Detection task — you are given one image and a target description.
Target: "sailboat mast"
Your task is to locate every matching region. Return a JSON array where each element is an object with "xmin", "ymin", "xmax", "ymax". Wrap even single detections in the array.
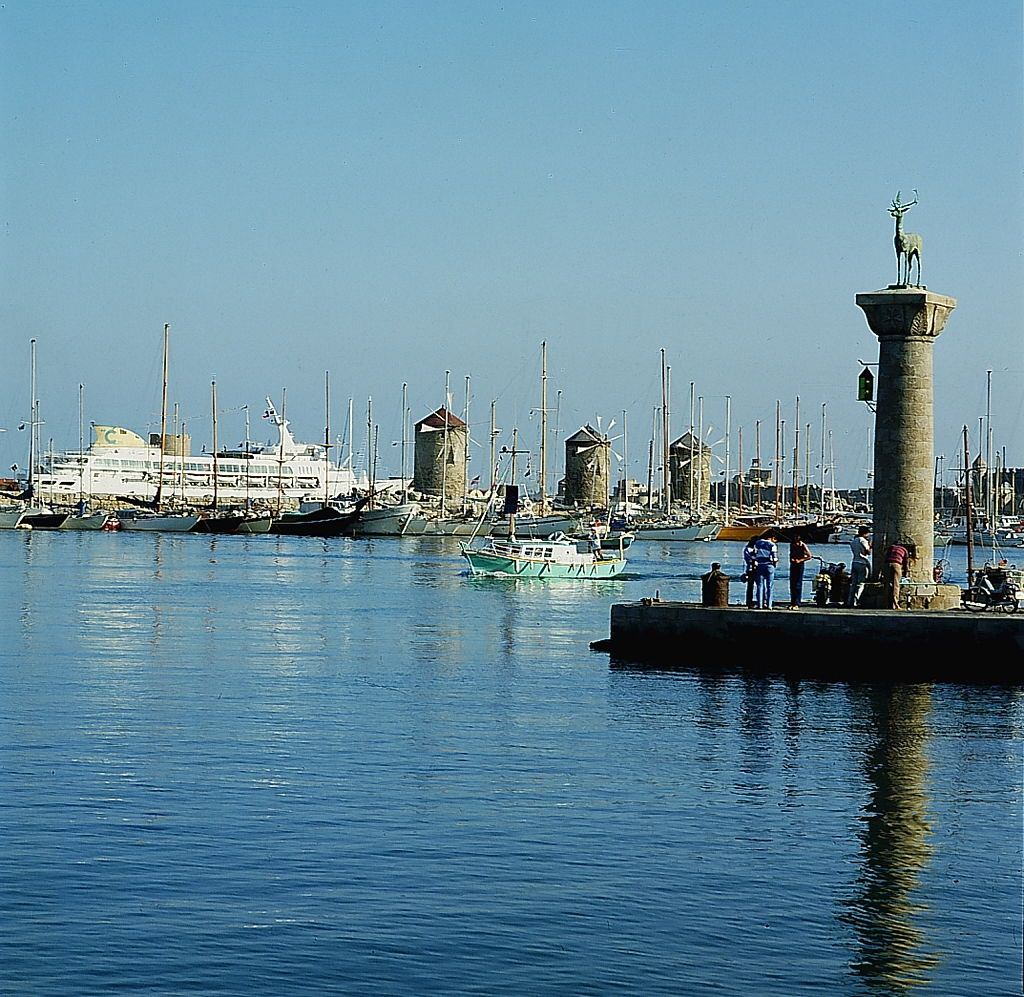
[
  {"xmin": 820, "ymin": 403, "xmax": 827, "ymax": 518},
  {"xmin": 660, "ymin": 349, "xmax": 671, "ymax": 515},
  {"xmin": 440, "ymin": 371, "xmax": 450, "ymax": 518},
  {"xmin": 244, "ymin": 405, "xmax": 251, "ymax": 509},
  {"xmin": 463, "ymin": 375, "xmax": 471, "ymax": 515},
  {"xmin": 276, "ymin": 388, "xmax": 286, "ymax": 515},
  {"xmin": 155, "ymin": 324, "xmax": 170, "ymax": 512},
  {"xmin": 697, "ymin": 394, "xmax": 704, "ymax": 518},
  {"xmin": 774, "ymin": 401, "xmax": 782, "ymax": 522},
  {"xmin": 509, "ymin": 426, "xmax": 519, "ymax": 537},
  {"xmin": 688, "ymin": 382, "xmax": 695, "ymax": 515},
  {"xmin": 964, "ymin": 424, "xmax": 975, "ymax": 583},
  {"xmin": 366, "ymin": 397, "xmax": 374, "ymax": 499},
  {"xmin": 324, "ymin": 370, "xmax": 330, "ymax": 506},
  {"xmin": 211, "ymin": 379, "xmax": 219, "ymax": 511},
  {"xmin": 539, "ymin": 341, "xmax": 547, "ymax": 516},
  {"xmin": 78, "ymin": 382, "xmax": 85, "ymax": 511},
  {"xmin": 737, "ymin": 426, "xmax": 744, "ymax": 515},
  {"xmin": 401, "ymin": 382, "xmax": 409, "ymax": 502},
  {"xmin": 621, "ymin": 408, "xmax": 628, "ymax": 513},
  {"xmin": 755, "ymin": 420, "xmax": 762, "ymax": 513},
  {"xmin": 489, "ymin": 400, "xmax": 497, "ymax": 496},
  {"xmin": 793, "ymin": 396, "xmax": 800, "ymax": 516},
  {"xmin": 27, "ymin": 339, "xmax": 38, "ymax": 499},
  {"xmin": 724, "ymin": 395, "xmax": 731, "ymax": 526}
]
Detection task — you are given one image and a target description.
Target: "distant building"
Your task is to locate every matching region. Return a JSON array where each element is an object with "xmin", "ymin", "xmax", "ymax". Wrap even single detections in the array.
[{"xmin": 413, "ymin": 407, "xmax": 467, "ymax": 505}]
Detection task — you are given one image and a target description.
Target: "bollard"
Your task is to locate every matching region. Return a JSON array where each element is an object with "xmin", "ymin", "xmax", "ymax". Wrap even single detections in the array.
[{"xmin": 701, "ymin": 562, "xmax": 731, "ymax": 607}]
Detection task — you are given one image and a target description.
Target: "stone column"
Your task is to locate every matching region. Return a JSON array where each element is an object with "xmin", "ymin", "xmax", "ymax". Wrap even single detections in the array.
[{"xmin": 855, "ymin": 287, "xmax": 956, "ymax": 599}]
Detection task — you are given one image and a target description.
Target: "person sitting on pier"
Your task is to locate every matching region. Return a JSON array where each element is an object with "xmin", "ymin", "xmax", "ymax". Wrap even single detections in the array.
[{"xmin": 846, "ymin": 525, "xmax": 872, "ymax": 607}]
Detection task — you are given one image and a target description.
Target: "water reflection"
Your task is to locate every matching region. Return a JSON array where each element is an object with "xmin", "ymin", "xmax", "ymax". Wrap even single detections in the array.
[{"xmin": 843, "ymin": 685, "xmax": 941, "ymax": 991}]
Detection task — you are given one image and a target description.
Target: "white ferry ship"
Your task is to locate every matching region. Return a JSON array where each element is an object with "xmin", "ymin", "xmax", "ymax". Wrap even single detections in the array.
[{"xmin": 33, "ymin": 398, "xmax": 366, "ymax": 506}]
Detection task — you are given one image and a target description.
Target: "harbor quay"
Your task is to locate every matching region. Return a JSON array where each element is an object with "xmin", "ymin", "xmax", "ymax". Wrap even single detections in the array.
[{"xmin": 592, "ymin": 600, "xmax": 1024, "ymax": 683}]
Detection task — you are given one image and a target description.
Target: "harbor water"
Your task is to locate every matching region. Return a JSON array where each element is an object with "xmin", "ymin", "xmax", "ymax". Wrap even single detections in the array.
[{"xmin": 1, "ymin": 531, "xmax": 1020, "ymax": 995}]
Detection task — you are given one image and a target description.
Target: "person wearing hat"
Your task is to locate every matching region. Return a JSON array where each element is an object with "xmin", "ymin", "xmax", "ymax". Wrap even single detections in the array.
[{"xmin": 846, "ymin": 524, "xmax": 872, "ymax": 607}]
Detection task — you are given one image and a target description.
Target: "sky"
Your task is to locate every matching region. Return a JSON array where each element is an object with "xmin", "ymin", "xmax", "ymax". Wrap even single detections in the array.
[{"xmin": 1, "ymin": 1, "xmax": 1021, "ymax": 492}]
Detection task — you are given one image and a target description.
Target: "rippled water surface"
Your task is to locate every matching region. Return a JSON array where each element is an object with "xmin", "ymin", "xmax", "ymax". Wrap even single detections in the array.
[{"xmin": 1, "ymin": 531, "xmax": 1021, "ymax": 995}]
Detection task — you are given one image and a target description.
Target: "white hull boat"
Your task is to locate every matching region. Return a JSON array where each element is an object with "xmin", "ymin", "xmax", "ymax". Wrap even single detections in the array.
[
  {"xmin": 0, "ymin": 507, "xmax": 26, "ymax": 529},
  {"xmin": 462, "ymin": 530, "xmax": 632, "ymax": 579},
  {"xmin": 118, "ymin": 510, "xmax": 202, "ymax": 532},
  {"xmin": 32, "ymin": 396, "xmax": 366, "ymax": 507}
]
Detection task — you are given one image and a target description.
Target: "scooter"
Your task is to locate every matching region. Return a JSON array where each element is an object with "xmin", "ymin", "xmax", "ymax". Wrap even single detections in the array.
[
  {"xmin": 813, "ymin": 557, "xmax": 850, "ymax": 607},
  {"xmin": 961, "ymin": 563, "xmax": 1021, "ymax": 613}
]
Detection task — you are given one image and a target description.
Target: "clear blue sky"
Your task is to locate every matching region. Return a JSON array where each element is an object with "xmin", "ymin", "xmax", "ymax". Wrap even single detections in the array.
[{"xmin": 2, "ymin": 1, "xmax": 1021, "ymax": 492}]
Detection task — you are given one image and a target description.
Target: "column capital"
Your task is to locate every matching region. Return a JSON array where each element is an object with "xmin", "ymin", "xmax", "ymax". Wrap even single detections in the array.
[{"xmin": 855, "ymin": 287, "xmax": 957, "ymax": 340}]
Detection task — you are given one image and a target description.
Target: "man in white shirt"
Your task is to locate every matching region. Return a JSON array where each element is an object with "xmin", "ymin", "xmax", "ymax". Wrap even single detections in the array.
[{"xmin": 846, "ymin": 525, "xmax": 872, "ymax": 606}]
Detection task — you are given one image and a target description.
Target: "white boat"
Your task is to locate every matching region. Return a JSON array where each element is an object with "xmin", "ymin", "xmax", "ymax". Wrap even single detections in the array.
[
  {"xmin": 462, "ymin": 530, "xmax": 632, "ymax": 578},
  {"xmin": 0, "ymin": 506, "xmax": 26, "ymax": 529},
  {"xmin": 349, "ymin": 502, "xmax": 423, "ymax": 536},
  {"xmin": 32, "ymin": 397, "xmax": 365, "ymax": 507},
  {"xmin": 117, "ymin": 509, "xmax": 202, "ymax": 532},
  {"xmin": 460, "ymin": 426, "xmax": 632, "ymax": 578}
]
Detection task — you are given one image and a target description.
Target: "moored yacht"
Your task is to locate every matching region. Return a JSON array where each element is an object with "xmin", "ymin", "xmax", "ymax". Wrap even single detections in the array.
[{"xmin": 33, "ymin": 397, "xmax": 366, "ymax": 508}]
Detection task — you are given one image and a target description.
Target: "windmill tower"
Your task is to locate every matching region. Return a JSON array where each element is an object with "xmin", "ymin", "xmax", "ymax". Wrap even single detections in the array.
[
  {"xmin": 669, "ymin": 431, "xmax": 713, "ymax": 506},
  {"xmin": 413, "ymin": 407, "xmax": 467, "ymax": 505},
  {"xmin": 564, "ymin": 424, "xmax": 610, "ymax": 507}
]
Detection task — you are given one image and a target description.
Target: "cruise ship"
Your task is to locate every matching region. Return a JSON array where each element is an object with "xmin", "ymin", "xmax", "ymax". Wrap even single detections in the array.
[{"xmin": 33, "ymin": 398, "xmax": 366, "ymax": 506}]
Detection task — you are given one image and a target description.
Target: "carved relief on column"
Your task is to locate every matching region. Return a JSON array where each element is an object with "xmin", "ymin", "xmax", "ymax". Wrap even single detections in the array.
[{"xmin": 855, "ymin": 290, "xmax": 956, "ymax": 341}]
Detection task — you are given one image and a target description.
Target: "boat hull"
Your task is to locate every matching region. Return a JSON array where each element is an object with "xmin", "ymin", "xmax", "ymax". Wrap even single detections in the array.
[
  {"xmin": 461, "ymin": 534, "xmax": 631, "ymax": 579},
  {"xmin": 634, "ymin": 522, "xmax": 720, "ymax": 542},
  {"xmin": 60, "ymin": 512, "xmax": 110, "ymax": 530},
  {"xmin": 0, "ymin": 508, "xmax": 26, "ymax": 529},
  {"xmin": 236, "ymin": 515, "xmax": 273, "ymax": 534},
  {"xmin": 20, "ymin": 510, "xmax": 70, "ymax": 530},
  {"xmin": 118, "ymin": 513, "xmax": 202, "ymax": 532}
]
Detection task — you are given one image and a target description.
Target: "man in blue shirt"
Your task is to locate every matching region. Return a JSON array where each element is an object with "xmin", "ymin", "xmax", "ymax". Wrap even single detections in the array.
[{"xmin": 752, "ymin": 531, "xmax": 779, "ymax": 609}]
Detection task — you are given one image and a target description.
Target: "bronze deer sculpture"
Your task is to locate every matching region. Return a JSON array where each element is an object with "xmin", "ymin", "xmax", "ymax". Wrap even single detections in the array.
[{"xmin": 889, "ymin": 191, "xmax": 922, "ymax": 286}]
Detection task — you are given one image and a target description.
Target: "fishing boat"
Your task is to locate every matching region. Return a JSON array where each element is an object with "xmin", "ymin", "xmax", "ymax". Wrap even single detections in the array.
[
  {"xmin": 462, "ymin": 530, "xmax": 632, "ymax": 578},
  {"xmin": 460, "ymin": 428, "xmax": 632, "ymax": 578}
]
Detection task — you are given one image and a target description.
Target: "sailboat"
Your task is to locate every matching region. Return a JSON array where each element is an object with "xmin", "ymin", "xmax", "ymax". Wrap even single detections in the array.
[
  {"xmin": 119, "ymin": 324, "xmax": 201, "ymax": 532},
  {"xmin": 61, "ymin": 383, "xmax": 112, "ymax": 530},
  {"xmin": 18, "ymin": 339, "xmax": 70, "ymax": 530},
  {"xmin": 460, "ymin": 428, "xmax": 633, "ymax": 578}
]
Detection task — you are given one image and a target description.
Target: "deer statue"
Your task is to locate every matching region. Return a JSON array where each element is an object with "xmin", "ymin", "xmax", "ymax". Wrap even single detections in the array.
[{"xmin": 889, "ymin": 190, "xmax": 923, "ymax": 286}]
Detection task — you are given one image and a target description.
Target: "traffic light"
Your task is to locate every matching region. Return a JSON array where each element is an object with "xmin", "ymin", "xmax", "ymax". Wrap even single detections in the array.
[{"xmin": 857, "ymin": 367, "xmax": 874, "ymax": 402}]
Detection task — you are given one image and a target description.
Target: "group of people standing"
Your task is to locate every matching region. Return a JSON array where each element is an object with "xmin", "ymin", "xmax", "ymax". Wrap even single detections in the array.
[
  {"xmin": 741, "ymin": 525, "xmax": 913, "ymax": 610},
  {"xmin": 742, "ymin": 531, "xmax": 811, "ymax": 610}
]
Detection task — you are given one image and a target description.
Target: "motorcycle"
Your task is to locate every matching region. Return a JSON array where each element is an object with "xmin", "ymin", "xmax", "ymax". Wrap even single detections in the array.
[
  {"xmin": 961, "ymin": 563, "xmax": 1021, "ymax": 613},
  {"xmin": 813, "ymin": 557, "xmax": 851, "ymax": 607}
]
